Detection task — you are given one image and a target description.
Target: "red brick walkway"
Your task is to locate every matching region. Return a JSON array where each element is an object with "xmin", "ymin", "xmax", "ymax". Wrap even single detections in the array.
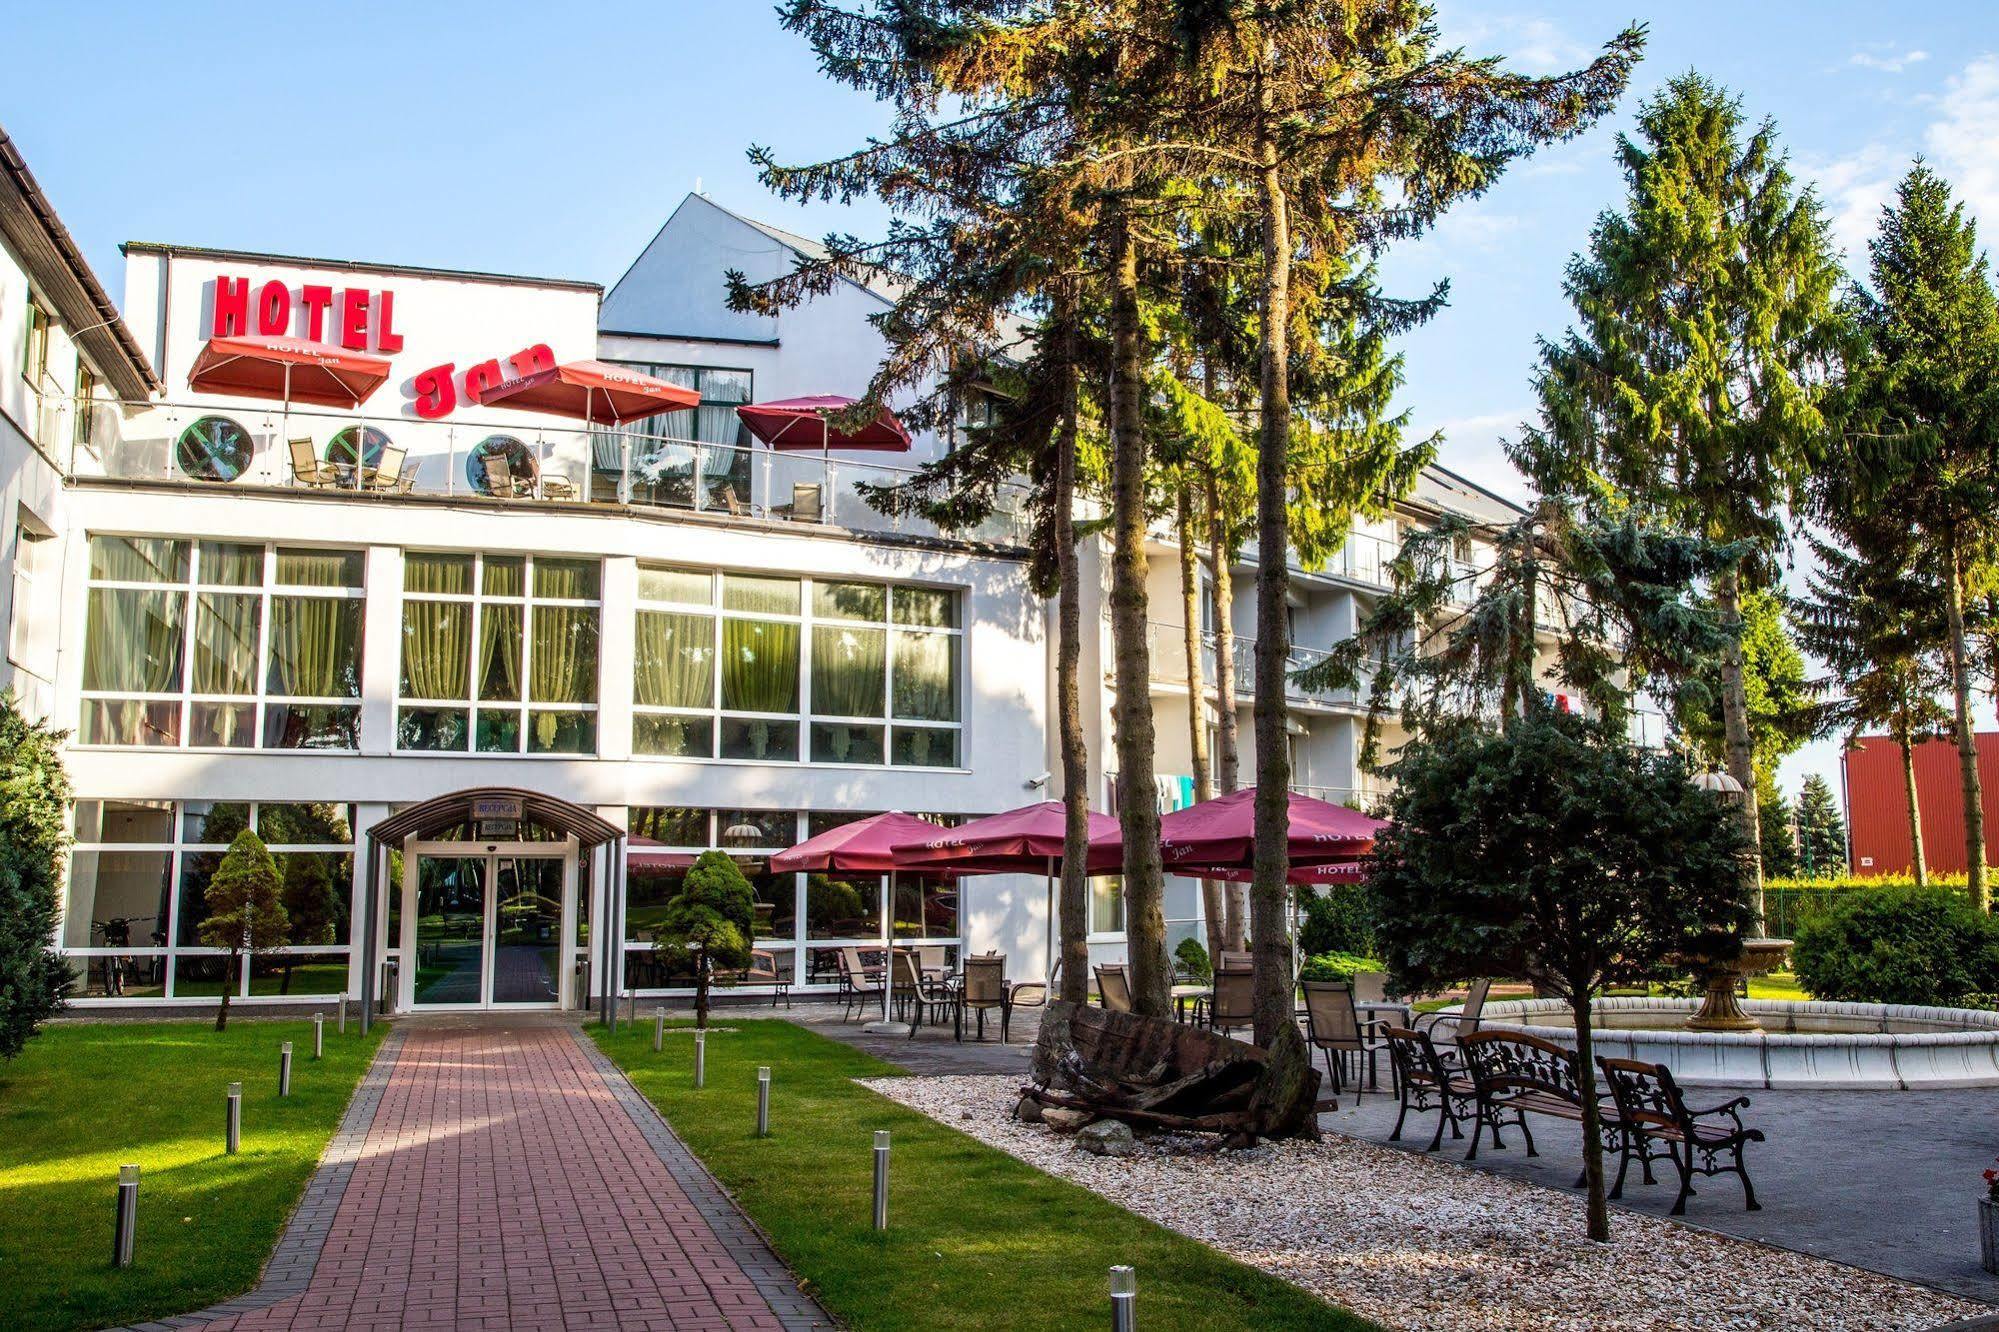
[{"xmin": 193, "ymin": 1023, "xmax": 808, "ymax": 1332}]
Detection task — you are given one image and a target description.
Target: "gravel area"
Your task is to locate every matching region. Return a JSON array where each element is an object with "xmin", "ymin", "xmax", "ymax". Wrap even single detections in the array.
[{"xmin": 863, "ymin": 1073, "xmax": 1978, "ymax": 1332}]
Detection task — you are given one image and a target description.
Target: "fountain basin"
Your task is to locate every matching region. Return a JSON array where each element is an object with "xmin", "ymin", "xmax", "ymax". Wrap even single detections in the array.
[{"xmin": 1476, "ymin": 997, "xmax": 1999, "ymax": 1089}]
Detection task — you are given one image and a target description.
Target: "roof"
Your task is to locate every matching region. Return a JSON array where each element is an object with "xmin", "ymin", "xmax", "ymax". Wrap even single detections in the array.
[
  {"xmin": 1407, "ymin": 463, "xmax": 1528, "ymax": 526},
  {"xmin": 0, "ymin": 123, "xmax": 159, "ymax": 399},
  {"xmin": 367, "ymin": 787, "xmax": 625, "ymax": 848},
  {"xmin": 120, "ymin": 241, "xmax": 602, "ymax": 293}
]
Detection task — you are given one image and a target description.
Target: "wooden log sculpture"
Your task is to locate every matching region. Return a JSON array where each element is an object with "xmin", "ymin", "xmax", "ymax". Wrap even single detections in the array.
[{"xmin": 1025, "ymin": 1001, "xmax": 1323, "ymax": 1144}]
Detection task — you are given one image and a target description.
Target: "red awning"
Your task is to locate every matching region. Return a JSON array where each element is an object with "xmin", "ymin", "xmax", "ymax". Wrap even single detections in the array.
[
  {"xmin": 1158, "ymin": 788, "xmax": 1386, "ymax": 875},
  {"xmin": 892, "ymin": 800, "xmax": 1123, "ymax": 876},
  {"xmin": 187, "ymin": 335, "xmax": 392, "ymax": 408},
  {"xmin": 478, "ymin": 360, "xmax": 699, "ymax": 424},
  {"xmin": 735, "ymin": 395, "xmax": 911, "ymax": 452}
]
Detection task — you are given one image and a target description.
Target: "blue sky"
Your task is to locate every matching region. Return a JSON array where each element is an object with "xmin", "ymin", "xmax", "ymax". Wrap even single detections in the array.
[{"xmin": 10, "ymin": 0, "xmax": 1999, "ymax": 800}]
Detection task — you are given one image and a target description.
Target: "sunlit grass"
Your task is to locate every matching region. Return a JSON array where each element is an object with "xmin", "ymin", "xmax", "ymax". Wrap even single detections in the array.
[
  {"xmin": 595, "ymin": 1019, "xmax": 1374, "ymax": 1331},
  {"xmin": 0, "ymin": 1018, "xmax": 384, "ymax": 1332}
]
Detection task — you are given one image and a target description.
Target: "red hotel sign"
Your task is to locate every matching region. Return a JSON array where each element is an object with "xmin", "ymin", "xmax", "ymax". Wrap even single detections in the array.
[{"xmin": 208, "ymin": 274, "xmax": 554, "ymax": 419}]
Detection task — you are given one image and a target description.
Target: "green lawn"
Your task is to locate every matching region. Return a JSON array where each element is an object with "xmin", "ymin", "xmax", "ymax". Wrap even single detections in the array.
[
  {"xmin": 0, "ymin": 1018, "xmax": 386, "ymax": 1332},
  {"xmin": 594, "ymin": 1019, "xmax": 1373, "ymax": 1332}
]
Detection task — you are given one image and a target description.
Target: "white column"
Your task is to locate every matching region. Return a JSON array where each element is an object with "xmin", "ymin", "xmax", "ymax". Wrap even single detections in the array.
[
  {"xmin": 358, "ymin": 546, "xmax": 403, "ymax": 755},
  {"xmin": 347, "ymin": 802, "xmax": 389, "ymax": 998},
  {"xmin": 598, "ymin": 556, "xmax": 637, "ymax": 762}
]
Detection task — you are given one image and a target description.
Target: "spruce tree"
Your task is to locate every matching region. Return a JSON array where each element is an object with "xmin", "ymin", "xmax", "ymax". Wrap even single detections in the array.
[
  {"xmin": 1847, "ymin": 163, "xmax": 1999, "ymax": 908},
  {"xmin": 199, "ymin": 830, "xmax": 289, "ymax": 1032},
  {"xmin": 0, "ymin": 695, "xmax": 72, "ymax": 1057},
  {"xmin": 1795, "ymin": 774, "xmax": 1849, "ymax": 879},
  {"xmin": 1533, "ymin": 75, "xmax": 1847, "ymax": 923}
]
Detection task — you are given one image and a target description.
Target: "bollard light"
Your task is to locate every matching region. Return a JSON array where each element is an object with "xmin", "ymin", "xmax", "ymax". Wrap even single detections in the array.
[
  {"xmin": 313, "ymin": 1012, "xmax": 325, "ymax": 1060},
  {"xmin": 872, "ymin": 1131, "xmax": 890, "ymax": 1231},
  {"xmin": 694, "ymin": 1030, "xmax": 706, "ymax": 1089},
  {"xmin": 278, "ymin": 1042, "xmax": 294, "ymax": 1097},
  {"xmin": 226, "ymin": 1082, "xmax": 243, "ymax": 1155},
  {"xmin": 1110, "ymin": 1265, "xmax": 1136, "ymax": 1332},
  {"xmin": 756, "ymin": 1065, "xmax": 771, "ymax": 1138},
  {"xmin": 112, "ymin": 1164, "xmax": 139, "ymax": 1268},
  {"xmin": 337, "ymin": 995, "xmax": 347, "ymax": 1035},
  {"xmin": 654, "ymin": 1006, "xmax": 666, "ymax": 1053}
]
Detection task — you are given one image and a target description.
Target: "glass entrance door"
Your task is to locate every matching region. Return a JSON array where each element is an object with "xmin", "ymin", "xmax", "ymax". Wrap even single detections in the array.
[{"xmin": 409, "ymin": 851, "xmax": 568, "ymax": 1008}]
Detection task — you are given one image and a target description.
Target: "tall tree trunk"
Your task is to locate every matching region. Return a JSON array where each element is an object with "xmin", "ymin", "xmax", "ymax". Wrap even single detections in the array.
[
  {"xmin": 1250, "ymin": 81, "xmax": 1295, "ymax": 1047},
  {"xmin": 1896, "ymin": 714, "xmax": 1928, "ymax": 888},
  {"xmin": 1054, "ymin": 279, "xmax": 1091, "ymax": 1006},
  {"xmin": 1713, "ymin": 566, "xmax": 1764, "ymax": 928},
  {"xmin": 1178, "ymin": 484, "xmax": 1222, "ymax": 962},
  {"xmin": 1206, "ymin": 478, "xmax": 1247, "ymax": 952},
  {"xmin": 215, "ymin": 952, "xmax": 235, "ymax": 1032},
  {"xmin": 1108, "ymin": 217, "xmax": 1170, "ymax": 1017},
  {"xmin": 1571, "ymin": 990, "xmax": 1611, "ymax": 1242},
  {"xmin": 1944, "ymin": 534, "xmax": 1989, "ymax": 911}
]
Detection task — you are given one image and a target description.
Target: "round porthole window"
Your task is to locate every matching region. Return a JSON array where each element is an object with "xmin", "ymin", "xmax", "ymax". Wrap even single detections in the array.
[
  {"xmin": 174, "ymin": 416, "xmax": 254, "ymax": 482},
  {"xmin": 327, "ymin": 425, "xmax": 392, "ymax": 470},
  {"xmin": 467, "ymin": 435, "xmax": 536, "ymax": 495}
]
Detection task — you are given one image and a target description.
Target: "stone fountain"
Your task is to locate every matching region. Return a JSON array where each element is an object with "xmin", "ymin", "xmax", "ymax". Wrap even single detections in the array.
[{"xmin": 1682, "ymin": 936, "xmax": 1793, "ymax": 1032}]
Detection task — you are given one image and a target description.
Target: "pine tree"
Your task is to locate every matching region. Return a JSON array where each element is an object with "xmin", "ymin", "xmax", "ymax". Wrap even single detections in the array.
[
  {"xmin": 1847, "ymin": 163, "xmax": 1999, "ymax": 909},
  {"xmin": 1533, "ymin": 75, "xmax": 1848, "ymax": 923},
  {"xmin": 1675, "ymin": 589, "xmax": 1816, "ymax": 789},
  {"xmin": 1795, "ymin": 775, "xmax": 1849, "ymax": 879},
  {"xmin": 199, "ymin": 830, "xmax": 289, "ymax": 1032},
  {"xmin": 1757, "ymin": 772, "xmax": 1799, "ymax": 878}
]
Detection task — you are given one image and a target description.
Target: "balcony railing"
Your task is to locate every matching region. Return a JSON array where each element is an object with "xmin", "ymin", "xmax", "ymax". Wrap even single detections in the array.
[
  {"xmin": 62, "ymin": 398, "xmax": 1033, "ymax": 548},
  {"xmin": 1140, "ymin": 620, "xmax": 1373, "ymax": 711}
]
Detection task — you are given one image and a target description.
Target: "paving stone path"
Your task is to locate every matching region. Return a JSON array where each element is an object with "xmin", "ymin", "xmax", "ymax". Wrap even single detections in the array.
[{"xmin": 124, "ymin": 1021, "xmax": 827, "ymax": 1332}]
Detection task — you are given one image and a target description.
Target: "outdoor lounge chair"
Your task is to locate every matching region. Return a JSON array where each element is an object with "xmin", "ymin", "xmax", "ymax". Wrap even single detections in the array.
[
  {"xmin": 1413, "ymin": 976, "xmax": 1491, "ymax": 1045},
  {"xmin": 1207, "ymin": 968, "xmax": 1253, "ymax": 1037},
  {"xmin": 960, "ymin": 953, "xmax": 1010, "ymax": 1042},
  {"xmin": 363, "ymin": 444, "xmax": 414, "ymax": 494},
  {"xmin": 896, "ymin": 950, "xmax": 959, "ymax": 1038},
  {"xmin": 482, "ymin": 453, "xmax": 523, "ymax": 498},
  {"xmin": 288, "ymin": 436, "xmax": 338, "ymax": 488},
  {"xmin": 1301, "ymin": 979, "xmax": 1392, "ymax": 1095},
  {"xmin": 836, "ymin": 948, "xmax": 884, "ymax": 1021},
  {"xmin": 1094, "ymin": 963, "xmax": 1132, "ymax": 1012}
]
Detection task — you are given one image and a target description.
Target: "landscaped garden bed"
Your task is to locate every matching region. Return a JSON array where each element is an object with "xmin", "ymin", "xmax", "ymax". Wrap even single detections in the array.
[
  {"xmin": 0, "ymin": 1018, "xmax": 384, "ymax": 1332},
  {"xmin": 867, "ymin": 1073, "xmax": 1977, "ymax": 1332}
]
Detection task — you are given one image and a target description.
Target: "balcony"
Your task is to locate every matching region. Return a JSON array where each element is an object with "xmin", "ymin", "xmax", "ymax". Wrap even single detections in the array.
[
  {"xmin": 61, "ymin": 398, "xmax": 1033, "ymax": 549},
  {"xmin": 1139, "ymin": 620, "xmax": 1373, "ymax": 712}
]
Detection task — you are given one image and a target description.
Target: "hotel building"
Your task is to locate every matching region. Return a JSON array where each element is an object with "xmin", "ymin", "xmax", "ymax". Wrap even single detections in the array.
[{"xmin": 4, "ymin": 137, "xmax": 1539, "ymax": 1015}]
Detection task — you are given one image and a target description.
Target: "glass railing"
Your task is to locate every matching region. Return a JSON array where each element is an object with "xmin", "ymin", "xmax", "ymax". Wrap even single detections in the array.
[
  {"xmin": 1141, "ymin": 620, "xmax": 1373, "ymax": 710},
  {"xmin": 62, "ymin": 399, "xmax": 1033, "ymax": 548}
]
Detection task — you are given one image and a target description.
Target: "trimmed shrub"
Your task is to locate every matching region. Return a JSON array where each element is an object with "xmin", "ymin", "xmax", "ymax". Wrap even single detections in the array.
[
  {"xmin": 1791, "ymin": 886, "xmax": 1999, "ymax": 1008},
  {"xmin": 1297, "ymin": 880, "xmax": 1375, "ymax": 957},
  {"xmin": 0, "ymin": 694, "xmax": 72, "ymax": 1057},
  {"xmin": 1173, "ymin": 937, "xmax": 1212, "ymax": 983},
  {"xmin": 1299, "ymin": 951, "xmax": 1382, "ymax": 983}
]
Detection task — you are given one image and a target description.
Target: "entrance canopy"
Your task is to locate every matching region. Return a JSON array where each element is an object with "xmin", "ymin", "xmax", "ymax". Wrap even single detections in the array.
[
  {"xmin": 367, "ymin": 786, "xmax": 624, "ymax": 849},
  {"xmin": 187, "ymin": 334, "xmax": 392, "ymax": 407}
]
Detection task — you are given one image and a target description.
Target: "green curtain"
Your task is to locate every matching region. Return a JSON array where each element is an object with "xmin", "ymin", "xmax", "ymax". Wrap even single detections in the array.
[
  {"xmin": 482, "ymin": 556, "xmax": 525, "ymax": 597},
  {"xmin": 276, "ymin": 548, "xmax": 362, "ymax": 588},
  {"xmin": 812, "ymin": 625, "xmax": 884, "ymax": 717},
  {"xmin": 90, "ymin": 536, "xmax": 186, "ymax": 583},
  {"xmin": 722, "ymin": 574, "xmax": 799, "ymax": 615},
  {"xmin": 191, "ymin": 591, "xmax": 259, "ymax": 694},
  {"xmin": 83, "ymin": 587, "xmax": 185, "ymax": 692},
  {"xmin": 404, "ymin": 553, "xmax": 472, "ymax": 594},
  {"xmin": 721, "ymin": 618, "xmax": 799, "ymax": 712},
  {"xmin": 197, "ymin": 541, "xmax": 263, "ymax": 586},
  {"xmin": 529, "ymin": 605, "xmax": 598, "ymax": 703},
  {"xmin": 892, "ymin": 631, "xmax": 957, "ymax": 721},
  {"xmin": 400, "ymin": 602, "xmax": 469, "ymax": 699},
  {"xmin": 478, "ymin": 604, "xmax": 523, "ymax": 701},
  {"xmin": 534, "ymin": 558, "xmax": 599, "ymax": 600},
  {"xmin": 269, "ymin": 596, "xmax": 360, "ymax": 697},
  {"xmin": 638, "ymin": 565, "xmax": 710, "ymax": 605},
  {"xmin": 635, "ymin": 611, "xmax": 714, "ymax": 707}
]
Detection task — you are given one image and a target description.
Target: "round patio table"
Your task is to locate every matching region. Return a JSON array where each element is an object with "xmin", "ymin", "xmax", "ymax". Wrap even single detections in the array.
[{"xmin": 1173, "ymin": 983, "xmax": 1211, "ymax": 1023}]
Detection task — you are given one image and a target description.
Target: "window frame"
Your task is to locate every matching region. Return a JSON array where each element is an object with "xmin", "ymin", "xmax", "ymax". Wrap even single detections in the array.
[
  {"xmin": 631, "ymin": 566, "xmax": 965, "ymax": 769},
  {"xmin": 394, "ymin": 549, "xmax": 604, "ymax": 756},
  {"xmin": 77, "ymin": 536, "xmax": 368, "ymax": 752}
]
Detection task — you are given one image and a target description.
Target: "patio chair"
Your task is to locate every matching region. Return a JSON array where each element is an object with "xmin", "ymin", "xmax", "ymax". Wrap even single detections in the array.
[
  {"xmin": 363, "ymin": 445, "xmax": 413, "ymax": 494},
  {"xmin": 789, "ymin": 482, "xmax": 823, "ymax": 522},
  {"xmin": 1413, "ymin": 976, "xmax": 1491, "ymax": 1045},
  {"xmin": 896, "ymin": 950, "xmax": 959, "ymax": 1039},
  {"xmin": 918, "ymin": 944, "xmax": 949, "ymax": 977},
  {"xmin": 1094, "ymin": 963, "xmax": 1132, "ymax": 1013},
  {"xmin": 1004, "ymin": 958, "xmax": 1058, "ymax": 1029},
  {"xmin": 736, "ymin": 948, "xmax": 791, "ymax": 1009},
  {"xmin": 1384, "ymin": 1026, "xmax": 1479, "ymax": 1151},
  {"xmin": 1207, "ymin": 969, "xmax": 1253, "ymax": 1038},
  {"xmin": 482, "ymin": 453, "xmax": 522, "ymax": 498},
  {"xmin": 1300, "ymin": 979, "xmax": 1391, "ymax": 1096},
  {"xmin": 961, "ymin": 953, "xmax": 1010, "ymax": 1042},
  {"xmin": 288, "ymin": 436, "xmax": 338, "ymax": 488},
  {"xmin": 1218, "ymin": 950, "xmax": 1253, "ymax": 972},
  {"xmin": 835, "ymin": 948, "xmax": 884, "ymax": 1022},
  {"xmin": 717, "ymin": 484, "xmax": 749, "ymax": 517}
]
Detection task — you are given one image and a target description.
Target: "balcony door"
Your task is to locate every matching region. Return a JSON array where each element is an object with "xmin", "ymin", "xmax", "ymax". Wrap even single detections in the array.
[{"xmin": 404, "ymin": 843, "xmax": 574, "ymax": 1009}]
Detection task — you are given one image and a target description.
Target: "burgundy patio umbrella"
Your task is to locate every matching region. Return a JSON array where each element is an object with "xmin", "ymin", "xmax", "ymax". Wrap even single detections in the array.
[
  {"xmin": 735, "ymin": 394, "xmax": 911, "ymax": 519},
  {"xmin": 1158, "ymin": 788, "xmax": 1384, "ymax": 876},
  {"xmin": 893, "ymin": 800, "xmax": 1123, "ymax": 988},
  {"xmin": 187, "ymin": 334, "xmax": 392, "ymax": 408},
  {"xmin": 771, "ymin": 811, "xmax": 955, "ymax": 1018}
]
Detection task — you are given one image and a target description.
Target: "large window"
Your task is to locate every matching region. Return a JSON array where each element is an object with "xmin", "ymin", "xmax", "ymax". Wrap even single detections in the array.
[
  {"xmin": 64, "ymin": 799, "xmax": 355, "ymax": 999},
  {"xmin": 611, "ymin": 363, "xmax": 753, "ymax": 509},
  {"xmin": 397, "ymin": 552, "xmax": 601, "ymax": 754},
  {"xmin": 79, "ymin": 536, "xmax": 365, "ymax": 749},
  {"xmin": 633, "ymin": 566, "xmax": 963, "ymax": 766}
]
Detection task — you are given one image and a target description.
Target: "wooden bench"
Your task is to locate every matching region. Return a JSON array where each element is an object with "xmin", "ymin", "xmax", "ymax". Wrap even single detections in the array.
[
  {"xmin": 1458, "ymin": 1030, "xmax": 1623, "ymax": 1183},
  {"xmin": 1384, "ymin": 1025, "xmax": 1479, "ymax": 1151},
  {"xmin": 1599, "ymin": 1056, "xmax": 1763, "ymax": 1214}
]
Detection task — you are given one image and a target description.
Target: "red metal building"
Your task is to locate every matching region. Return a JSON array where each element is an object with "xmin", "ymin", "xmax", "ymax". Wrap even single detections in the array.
[{"xmin": 1842, "ymin": 733, "xmax": 1999, "ymax": 876}]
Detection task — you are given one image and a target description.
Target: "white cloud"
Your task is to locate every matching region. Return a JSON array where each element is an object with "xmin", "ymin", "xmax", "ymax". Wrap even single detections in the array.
[
  {"xmin": 1803, "ymin": 141, "xmax": 1906, "ymax": 268},
  {"xmin": 1448, "ymin": 12, "xmax": 1590, "ymax": 75},
  {"xmin": 1849, "ymin": 47, "xmax": 1929, "ymax": 74},
  {"xmin": 1422, "ymin": 409, "xmax": 1534, "ymax": 503},
  {"xmin": 1926, "ymin": 54, "xmax": 1999, "ymax": 236}
]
